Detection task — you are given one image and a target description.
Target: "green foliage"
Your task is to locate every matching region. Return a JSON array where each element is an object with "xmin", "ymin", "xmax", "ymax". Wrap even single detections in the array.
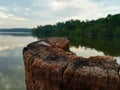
[
  {"xmin": 32, "ymin": 13, "xmax": 120, "ymax": 39},
  {"xmin": 113, "ymin": 27, "xmax": 120, "ymax": 37}
]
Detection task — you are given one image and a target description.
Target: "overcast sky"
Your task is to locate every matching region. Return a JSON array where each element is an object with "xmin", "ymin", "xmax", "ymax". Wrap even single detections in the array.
[{"xmin": 0, "ymin": 0, "xmax": 120, "ymax": 28}]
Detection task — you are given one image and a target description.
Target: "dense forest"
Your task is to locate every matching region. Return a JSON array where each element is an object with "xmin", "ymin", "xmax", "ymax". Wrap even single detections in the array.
[{"xmin": 32, "ymin": 13, "xmax": 120, "ymax": 38}]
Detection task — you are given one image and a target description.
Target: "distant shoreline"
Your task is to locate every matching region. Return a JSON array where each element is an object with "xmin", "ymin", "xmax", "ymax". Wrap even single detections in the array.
[
  {"xmin": 0, "ymin": 32, "xmax": 32, "ymax": 36},
  {"xmin": 0, "ymin": 28, "xmax": 32, "ymax": 32}
]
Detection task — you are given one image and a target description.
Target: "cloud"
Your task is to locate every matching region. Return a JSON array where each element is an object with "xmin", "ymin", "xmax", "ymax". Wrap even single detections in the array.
[
  {"xmin": 0, "ymin": 11, "xmax": 8, "ymax": 18},
  {"xmin": 40, "ymin": 0, "xmax": 103, "ymax": 21},
  {"xmin": 0, "ymin": 6, "xmax": 9, "ymax": 12},
  {"xmin": 0, "ymin": 0, "xmax": 120, "ymax": 28},
  {"xmin": 44, "ymin": 0, "xmax": 120, "ymax": 22},
  {"xmin": 50, "ymin": 0, "xmax": 68, "ymax": 11},
  {"xmin": 12, "ymin": 16, "xmax": 27, "ymax": 21},
  {"xmin": 0, "ymin": 11, "xmax": 27, "ymax": 21}
]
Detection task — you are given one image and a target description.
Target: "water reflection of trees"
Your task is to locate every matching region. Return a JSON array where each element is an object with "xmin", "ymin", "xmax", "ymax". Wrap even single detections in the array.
[
  {"xmin": 69, "ymin": 37, "xmax": 120, "ymax": 56},
  {"xmin": 34, "ymin": 35, "xmax": 120, "ymax": 56}
]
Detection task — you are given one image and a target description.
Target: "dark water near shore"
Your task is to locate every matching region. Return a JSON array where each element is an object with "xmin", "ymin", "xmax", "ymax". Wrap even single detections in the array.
[{"xmin": 0, "ymin": 33, "xmax": 120, "ymax": 90}]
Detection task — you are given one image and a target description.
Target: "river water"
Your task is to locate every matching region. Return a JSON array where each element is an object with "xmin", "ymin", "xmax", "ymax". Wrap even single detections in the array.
[{"xmin": 0, "ymin": 33, "xmax": 120, "ymax": 90}]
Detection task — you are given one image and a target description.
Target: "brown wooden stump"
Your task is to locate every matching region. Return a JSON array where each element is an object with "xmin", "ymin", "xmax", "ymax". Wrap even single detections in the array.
[{"xmin": 23, "ymin": 37, "xmax": 120, "ymax": 90}]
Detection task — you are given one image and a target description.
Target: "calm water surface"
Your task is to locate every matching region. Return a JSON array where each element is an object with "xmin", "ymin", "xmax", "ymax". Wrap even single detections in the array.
[
  {"xmin": 0, "ymin": 35, "xmax": 37, "ymax": 90},
  {"xmin": 0, "ymin": 34, "xmax": 120, "ymax": 90}
]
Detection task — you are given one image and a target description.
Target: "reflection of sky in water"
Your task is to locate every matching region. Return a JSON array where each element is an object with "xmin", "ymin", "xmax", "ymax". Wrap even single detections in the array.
[
  {"xmin": 0, "ymin": 35, "xmax": 37, "ymax": 90},
  {"xmin": 114, "ymin": 57, "xmax": 120, "ymax": 64},
  {"xmin": 0, "ymin": 35, "xmax": 36, "ymax": 50},
  {"xmin": 70, "ymin": 46, "xmax": 120, "ymax": 64},
  {"xmin": 70, "ymin": 46, "xmax": 104, "ymax": 58}
]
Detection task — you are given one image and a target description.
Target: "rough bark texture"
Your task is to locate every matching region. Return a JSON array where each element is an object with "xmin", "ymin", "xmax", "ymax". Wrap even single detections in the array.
[{"xmin": 23, "ymin": 37, "xmax": 120, "ymax": 90}]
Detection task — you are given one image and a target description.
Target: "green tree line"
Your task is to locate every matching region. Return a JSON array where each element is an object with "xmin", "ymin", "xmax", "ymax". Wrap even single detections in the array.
[{"xmin": 32, "ymin": 13, "xmax": 120, "ymax": 38}]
